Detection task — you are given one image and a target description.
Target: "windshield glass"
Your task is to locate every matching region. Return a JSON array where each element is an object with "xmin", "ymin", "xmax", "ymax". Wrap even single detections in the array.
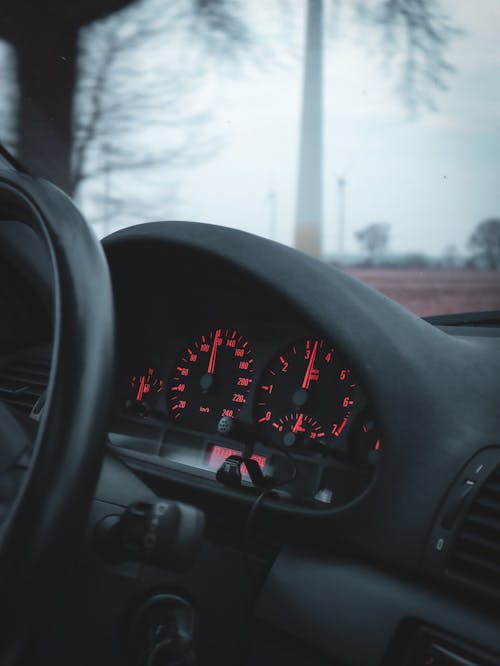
[{"xmin": 1, "ymin": 0, "xmax": 499, "ymax": 316}]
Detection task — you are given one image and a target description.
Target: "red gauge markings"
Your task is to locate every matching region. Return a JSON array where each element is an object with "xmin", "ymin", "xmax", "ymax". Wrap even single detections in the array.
[
  {"xmin": 254, "ymin": 337, "xmax": 358, "ymax": 450},
  {"xmin": 169, "ymin": 328, "xmax": 253, "ymax": 432}
]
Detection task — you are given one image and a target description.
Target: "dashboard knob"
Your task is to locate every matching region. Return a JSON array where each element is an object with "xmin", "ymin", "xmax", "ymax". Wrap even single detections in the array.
[{"xmin": 95, "ymin": 498, "xmax": 205, "ymax": 572}]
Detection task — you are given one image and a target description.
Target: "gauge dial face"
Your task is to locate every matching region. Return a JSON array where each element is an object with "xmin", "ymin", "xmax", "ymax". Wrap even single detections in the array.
[
  {"xmin": 273, "ymin": 412, "xmax": 327, "ymax": 449},
  {"xmin": 255, "ymin": 337, "xmax": 358, "ymax": 451},
  {"xmin": 127, "ymin": 367, "xmax": 165, "ymax": 408},
  {"xmin": 168, "ymin": 328, "xmax": 253, "ymax": 432}
]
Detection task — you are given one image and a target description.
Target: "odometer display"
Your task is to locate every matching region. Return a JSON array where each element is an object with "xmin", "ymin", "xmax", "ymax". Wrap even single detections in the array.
[
  {"xmin": 169, "ymin": 328, "xmax": 253, "ymax": 432},
  {"xmin": 255, "ymin": 337, "xmax": 358, "ymax": 451}
]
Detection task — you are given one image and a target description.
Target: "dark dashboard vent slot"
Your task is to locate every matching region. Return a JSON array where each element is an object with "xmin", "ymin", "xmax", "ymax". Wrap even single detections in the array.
[
  {"xmin": 447, "ymin": 464, "xmax": 500, "ymax": 594},
  {"xmin": 0, "ymin": 357, "xmax": 50, "ymax": 416}
]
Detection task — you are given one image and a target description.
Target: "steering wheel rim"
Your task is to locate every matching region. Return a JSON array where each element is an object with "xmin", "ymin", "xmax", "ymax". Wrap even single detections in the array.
[{"xmin": 0, "ymin": 169, "xmax": 114, "ymax": 658}]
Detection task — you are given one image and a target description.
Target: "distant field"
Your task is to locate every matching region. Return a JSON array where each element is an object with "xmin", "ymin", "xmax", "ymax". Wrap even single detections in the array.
[{"xmin": 342, "ymin": 269, "xmax": 500, "ymax": 317}]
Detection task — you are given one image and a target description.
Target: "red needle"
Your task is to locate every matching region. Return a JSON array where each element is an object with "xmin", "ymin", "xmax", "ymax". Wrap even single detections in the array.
[
  {"xmin": 292, "ymin": 413, "xmax": 305, "ymax": 433},
  {"xmin": 207, "ymin": 328, "xmax": 221, "ymax": 375},
  {"xmin": 302, "ymin": 340, "xmax": 319, "ymax": 389},
  {"xmin": 334, "ymin": 417, "xmax": 348, "ymax": 438},
  {"xmin": 136, "ymin": 375, "xmax": 145, "ymax": 401}
]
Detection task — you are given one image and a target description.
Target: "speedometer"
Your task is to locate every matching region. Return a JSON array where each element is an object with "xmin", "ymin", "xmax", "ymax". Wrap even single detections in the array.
[
  {"xmin": 168, "ymin": 328, "xmax": 253, "ymax": 432},
  {"xmin": 254, "ymin": 337, "xmax": 358, "ymax": 451}
]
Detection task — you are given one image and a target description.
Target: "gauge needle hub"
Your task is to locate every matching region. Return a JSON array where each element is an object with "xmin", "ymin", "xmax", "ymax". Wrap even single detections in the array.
[
  {"xmin": 199, "ymin": 373, "xmax": 214, "ymax": 392},
  {"xmin": 292, "ymin": 388, "xmax": 308, "ymax": 407}
]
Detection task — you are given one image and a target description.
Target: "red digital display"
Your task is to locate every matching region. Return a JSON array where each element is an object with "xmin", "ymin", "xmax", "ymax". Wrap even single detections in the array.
[{"xmin": 207, "ymin": 445, "xmax": 267, "ymax": 478}]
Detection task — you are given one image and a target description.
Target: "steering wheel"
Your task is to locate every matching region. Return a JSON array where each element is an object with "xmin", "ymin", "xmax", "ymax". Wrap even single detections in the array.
[{"xmin": 0, "ymin": 166, "xmax": 114, "ymax": 662}]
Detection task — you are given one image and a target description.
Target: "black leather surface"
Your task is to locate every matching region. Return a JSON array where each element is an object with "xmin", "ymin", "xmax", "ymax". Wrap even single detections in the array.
[{"xmin": 0, "ymin": 170, "xmax": 115, "ymax": 656}]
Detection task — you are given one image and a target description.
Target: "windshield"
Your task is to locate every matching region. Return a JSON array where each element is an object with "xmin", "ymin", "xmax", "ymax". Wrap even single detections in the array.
[{"xmin": 1, "ymin": 0, "xmax": 499, "ymax": 316}]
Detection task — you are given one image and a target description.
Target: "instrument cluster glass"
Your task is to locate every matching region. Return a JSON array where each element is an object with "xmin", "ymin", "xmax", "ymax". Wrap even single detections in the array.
[{"xmin": 120, "ymin": 327, "xmax": 380, "ymax": 468}]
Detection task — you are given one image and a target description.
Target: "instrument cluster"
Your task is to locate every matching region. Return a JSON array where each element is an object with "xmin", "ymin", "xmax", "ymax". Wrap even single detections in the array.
[
  {"xmin": 106, "ymin": 223, "xmax": 382, "ymax": 508},
  {"xmin": 115, "ymin": 322, "xmax": 380, "ymax": 508}
]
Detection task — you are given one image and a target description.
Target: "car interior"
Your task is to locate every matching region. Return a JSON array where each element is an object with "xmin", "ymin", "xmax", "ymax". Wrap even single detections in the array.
[{"xmin": 1, "ymin": 147, "xmax": 500, "ymax": 666}]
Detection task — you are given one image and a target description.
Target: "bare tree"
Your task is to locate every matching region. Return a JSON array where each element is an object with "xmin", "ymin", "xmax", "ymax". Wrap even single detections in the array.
[
  {"xmin": 468, "ymin": 219, "xmax": 500, "ymax": 270},
  {"xmin": 0, "ymin": 0, "xmax": 253, "ymax": 197},
  {"xmin": 357, "ymin": 0, "xmax": 460, "ymax": 110},
  {"xmin": 71, "ymin": 0, "xmax": 254, "ymax": 225},
  {"xmin": 2, "ymin": 0, "xmax": 457, "ymax": 221},
  {"xmin": 355, "ymin": 223, "xmax": 390, "ymax": 262},
  {"xmin": 73, "ymin": 0, "xmax": 252, "ymax": 191},
  {"xmin": 187, "ymin": 0, "xmax": 253, "ymax": 58}
]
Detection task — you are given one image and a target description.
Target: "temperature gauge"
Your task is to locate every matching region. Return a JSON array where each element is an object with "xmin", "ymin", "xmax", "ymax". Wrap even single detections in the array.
[{"xmin": 126, "ymin": 367, "xmax": 165, "ymax": 412}]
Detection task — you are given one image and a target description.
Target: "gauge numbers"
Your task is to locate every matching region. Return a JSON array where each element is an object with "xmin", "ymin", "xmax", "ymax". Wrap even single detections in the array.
[
  {"xmin": 169, "ymin": 328, "xmax": 253, "ymax": 432},
  {"xmin": 255, "ymin": 337, "xmax": 358, "ymax": 451}
]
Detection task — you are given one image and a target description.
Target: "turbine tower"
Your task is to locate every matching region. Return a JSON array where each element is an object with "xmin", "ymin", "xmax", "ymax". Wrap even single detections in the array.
[{"xmin": 294, "ymin": 0, "xmax": 324, "ymax": 258}]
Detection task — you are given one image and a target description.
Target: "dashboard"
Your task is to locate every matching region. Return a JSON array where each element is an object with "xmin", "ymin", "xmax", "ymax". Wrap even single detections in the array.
[
  {"xmin": 99, "ymin": 223, "xmax": 500, "ymax": 664},
  {"xmin": 103, "ymin": 221, "xmax": 500, "ymax": 553},
  {"xmin": 2, "ymin": 203, "xmax": 500, "ymax": 666},
  {"xmin": 110, "ymin": 255, "xmax": 379, "ymax": 508}
]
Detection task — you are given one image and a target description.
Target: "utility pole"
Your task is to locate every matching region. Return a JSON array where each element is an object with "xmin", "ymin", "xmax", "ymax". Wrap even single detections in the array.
[
  {"xmin": 337, "ymin": 176, "xmax": 346, "ymax": 258},
  {"xmin": 294, "ymin": 0, "xmax": 324, "ymax": 258},
  {"xmin": 268, "ymin": 190, "xmax": 277, "ymax": 241},
  {"xmin": 103, "ymin": 142, "xmax": 112, "ymax": 237}
]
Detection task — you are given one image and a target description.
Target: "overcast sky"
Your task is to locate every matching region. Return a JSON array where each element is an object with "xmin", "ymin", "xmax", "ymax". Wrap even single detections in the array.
[
  {"xmin": 2, "ymin": 0, "xmax": 499, "ymax": 258},
  {"xmin": 155, "ymin": 0, "xmax": 500, "ymax": 258}
]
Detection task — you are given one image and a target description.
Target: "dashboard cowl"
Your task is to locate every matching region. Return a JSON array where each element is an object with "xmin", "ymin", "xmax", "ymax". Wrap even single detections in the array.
[{"xmin": 103, "ymin": 221, "xmax": 500, "ymax": 572}]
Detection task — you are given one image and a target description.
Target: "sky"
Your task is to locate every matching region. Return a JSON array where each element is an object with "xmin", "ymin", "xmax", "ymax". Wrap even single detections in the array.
[
  {"xmin": 155, "ymin": 0, "xmax": 500, "ymax": 258},
  {"xmin": 1, "ymin": 0, "xmax": 500, "ymax": 259}
]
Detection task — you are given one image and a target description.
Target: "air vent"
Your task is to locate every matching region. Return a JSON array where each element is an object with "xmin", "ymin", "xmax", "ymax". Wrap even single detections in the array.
[
  {"xmin": 447, "ymin": 464, "xmax": 500, "ymax": 594},
  {"xmin": 0, "ymin": 357, "xmax": 50, "ymax": 417}
]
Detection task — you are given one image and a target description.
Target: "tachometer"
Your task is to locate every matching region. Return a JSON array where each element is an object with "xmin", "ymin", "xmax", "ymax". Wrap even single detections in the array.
[
  {"xmin": 169, "ymin": 328, "xmax": 253, "ymax": 432},
  {"xmin": 255, "ymin": 337, "xmax": 358, "ymax": 451}
]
